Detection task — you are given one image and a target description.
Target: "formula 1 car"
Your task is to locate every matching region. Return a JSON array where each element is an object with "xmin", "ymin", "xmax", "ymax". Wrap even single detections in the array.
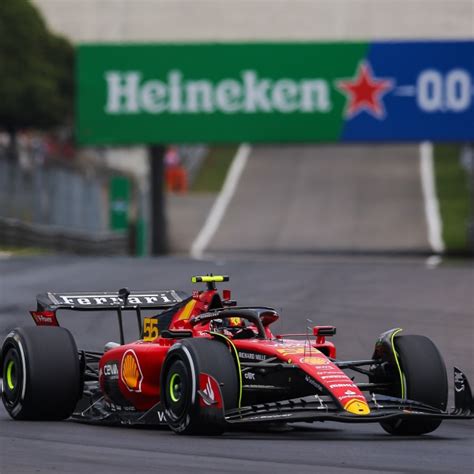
[{"xmin": 1, "ymin": 275, "xmax": 473, "ymax": 435}]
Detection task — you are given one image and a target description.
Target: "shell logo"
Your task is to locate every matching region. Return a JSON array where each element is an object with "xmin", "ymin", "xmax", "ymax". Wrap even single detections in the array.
[
  {"xmin": 344, "ymin": 398, "xmax": 371, "ymax": 415},
  {"xmin": 121, "ymin": 350, "xmax": 144, "ymax": 392},
  {"xmin": 299, "ymin": 356, "xmax": 328, "ymax": 365}
]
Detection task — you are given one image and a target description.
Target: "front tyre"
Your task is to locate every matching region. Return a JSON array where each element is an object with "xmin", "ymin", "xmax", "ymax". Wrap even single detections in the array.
[
  {"xmin": 163, "ymin": 359, "xmax": 191, "ymax": 426},
  {"xmin": 380, "ymin": 334, "xmax": 448, "ymax": 435},
  {"xmin": 2, "ymin": 326, "xmax": 81, "ymax": 420},
  {"xmin": 161, "ymin": 338, "xmax": 238, "ymax": 435}
]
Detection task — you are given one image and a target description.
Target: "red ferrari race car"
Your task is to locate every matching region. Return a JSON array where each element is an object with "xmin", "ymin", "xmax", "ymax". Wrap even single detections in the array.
[{"xmin": 1, "ymin": 275, "xmax": 473, "ymax": 435}]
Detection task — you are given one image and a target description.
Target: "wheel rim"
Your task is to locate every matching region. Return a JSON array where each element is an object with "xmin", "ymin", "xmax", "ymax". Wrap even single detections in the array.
[
  {"xmin": 2, "ymin": 348, "xmax": 23, "ymax": 406},
  {"xmin": 169, "ymin": 373, "xmax": 182, "ymax": 402},
  {"xmin": 164, "ymin": 359, "xmax": 190, "ymax": 422},
  {"xmin": 6, "ymin": 360, "xmax": 16, "ymax": 390}
]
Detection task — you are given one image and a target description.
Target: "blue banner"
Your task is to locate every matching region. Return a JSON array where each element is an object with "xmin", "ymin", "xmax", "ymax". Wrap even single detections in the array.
[{"xmin": 341, "ymin": 41, "xmax": 474, "ymax": 141}]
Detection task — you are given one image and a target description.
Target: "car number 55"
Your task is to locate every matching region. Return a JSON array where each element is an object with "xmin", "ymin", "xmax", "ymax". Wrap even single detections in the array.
[{"xmin": 143, "ymin": 318, "xmax": 159, "ymax": 341}]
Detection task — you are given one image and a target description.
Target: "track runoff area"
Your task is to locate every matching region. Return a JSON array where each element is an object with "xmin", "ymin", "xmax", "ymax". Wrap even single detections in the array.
[{"xmin": 0, "ymin": 256, "xmax": 473, "ymax": 474}]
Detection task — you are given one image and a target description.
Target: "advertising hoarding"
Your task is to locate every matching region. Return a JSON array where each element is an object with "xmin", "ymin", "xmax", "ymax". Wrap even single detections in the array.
[{"xmin": 77, "ymin": 41, "xmax": 474, "ymax": 143}]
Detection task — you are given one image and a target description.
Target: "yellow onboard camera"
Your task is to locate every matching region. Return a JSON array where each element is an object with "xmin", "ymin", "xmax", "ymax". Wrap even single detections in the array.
[{"xmin": 191, "ymin": 275, "xmax": 229, "ymax": 290}]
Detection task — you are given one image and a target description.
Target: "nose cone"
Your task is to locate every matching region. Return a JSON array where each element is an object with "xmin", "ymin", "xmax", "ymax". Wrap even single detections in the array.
[{"xmin": 344, "ymin": 398, "xmax": 371, "ymax": 415}]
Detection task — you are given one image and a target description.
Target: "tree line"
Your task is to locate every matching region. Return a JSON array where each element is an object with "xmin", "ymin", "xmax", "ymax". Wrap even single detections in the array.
[{"xmin": 0, "ymin": 0, "xmax": 74, "ymax": 157}]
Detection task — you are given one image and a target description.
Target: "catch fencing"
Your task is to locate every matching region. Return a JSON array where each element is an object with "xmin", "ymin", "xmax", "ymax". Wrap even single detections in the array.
[{"xmin": 0, "ymin": 148, "xmax": 129, "ymax": 254}]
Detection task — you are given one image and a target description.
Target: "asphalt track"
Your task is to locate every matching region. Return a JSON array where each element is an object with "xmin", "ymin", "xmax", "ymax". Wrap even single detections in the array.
[
  {"xmin": 210, "ymin": 145, "xmax": 429, "ymax": 254},
  {"xmin": 0, "ymin": 255, "xmax": 473, "ymax": 473}
]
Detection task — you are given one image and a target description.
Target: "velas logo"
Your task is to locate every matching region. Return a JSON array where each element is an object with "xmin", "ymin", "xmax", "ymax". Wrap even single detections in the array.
[
  {"xmin": 202, "ymin": 377, "xmax": 215, "ymax": 404},
  {"xmin": 336, "ymin": 61, "xmax": 394, "ymax": 120},
  {"xmin": 30, "ymin": 311, "xmax": 58, "ymax": 326},
  {"xmin": 104, "ymin": 70, "xmax": 332, "ymax": 115},
  {"xmin": 199, "ymin": 374, "xmax": 222, "ymax": 408},
  {"xmin": 121, "ymin": 350, "xmax": 144, "ymax": 392}
]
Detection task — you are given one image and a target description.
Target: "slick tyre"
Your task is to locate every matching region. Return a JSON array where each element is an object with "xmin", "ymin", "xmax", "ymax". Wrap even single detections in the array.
[
  {"xmin": 1, "ymin": 326, "xmax": 81, "ymax": 420},
  {"xmin": 161, "ymin": 338, "xmax": 238, "ymax": 435},
  {"xmin": 380, "ymin": 335, "xmax": 448, "ymax": 436}
]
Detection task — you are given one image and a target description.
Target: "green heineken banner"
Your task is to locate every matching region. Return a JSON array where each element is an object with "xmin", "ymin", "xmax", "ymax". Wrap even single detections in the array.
[{"xmin": 76, "ymin": 41, "xmax": 474, "ymax": 144}]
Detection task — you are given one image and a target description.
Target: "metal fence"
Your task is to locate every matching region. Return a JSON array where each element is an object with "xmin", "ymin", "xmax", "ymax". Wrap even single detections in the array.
[{"xmin": 0, "ymin": 149, "xmax": 129, "ymax": 254}]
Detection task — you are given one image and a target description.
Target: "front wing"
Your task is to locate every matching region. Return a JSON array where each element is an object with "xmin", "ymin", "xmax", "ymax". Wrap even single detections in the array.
[{"xmin": 225, "ymin": 367, "xmax": 474, "ymax": 425}]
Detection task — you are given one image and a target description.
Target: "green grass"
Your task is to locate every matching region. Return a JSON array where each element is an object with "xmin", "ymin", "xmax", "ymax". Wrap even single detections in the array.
[
  {"xmin": 191, "ymin": 146, "xmax": 237, "ymax": 193},
  {"xmin": 433, "ymin": 145, "xmax": 472, "ymax": 253},
  {"xmin": 0, "ymin": 246, "xmax": 46, "ymax": 256}
]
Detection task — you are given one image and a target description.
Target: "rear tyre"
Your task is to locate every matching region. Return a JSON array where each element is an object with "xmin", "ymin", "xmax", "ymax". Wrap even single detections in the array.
[
  {"xmin": 380, "ymin": 335, "xmax": 448, "ymax": 435},
  {"xmin": 161, "ymin": 338, "xmax": 238, "ymax": 435},
  {"xmin": 1, "ymin": 326, "xmax": 81, "ymax": 420}
]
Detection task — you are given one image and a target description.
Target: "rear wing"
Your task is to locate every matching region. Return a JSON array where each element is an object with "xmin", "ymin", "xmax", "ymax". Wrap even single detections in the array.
[
  {"xmin": 36, "ymin": 290, "xmax": 188, "ymax": 312},
  {"xmin": 32, "ymin": 289, "xmax": 189, "ymax": 344}
]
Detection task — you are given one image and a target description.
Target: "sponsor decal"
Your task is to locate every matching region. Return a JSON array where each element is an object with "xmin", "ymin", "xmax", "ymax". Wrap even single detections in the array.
[
  {"xmin": 299, "ymin": 356, "xmax": 328, "ymax": 365},
  {"xmin": 247, "ymin": 413, "xmax": 293, "ymax": 421},
  {"xmin": 104, "ymin": 69, "xmax": 331, "ymax": 116},
  {"xmin": 329, "ymin": 383, "xmax": 356, "ymax": 389},
  {"xmin": 454, "ymin": 369, "xmax": 465, "ymax": 393},
  {"xmin": 30, "ymin": 311, "xmax": 58, "ymax": 326},
  {"xmin": 336, "ymin": 61, "xmax": 394, "ymax": 120},
  {"xmin": 244, "ymin": 372, "xmax": 256, "ymax": 381},
  {"xmin": 78, "ymin": 42, "xmax": 474, "ymax": 144},
  {"xmin": 157, "ymin": 410, "xmax": 166, "ymax": 422},
  {"xmin": 203, "ymin": 378, "xmax": 214, "ymax": 404},
  {"xmin": 320, "ymin": 374, "xmax": 352, "ymax": 380},
  {"xmin": 104, "ymin": 61, "xmax": 469, "ymax": 122},
  {"xmin": 338, "ymin": 394, "xmax": 366, "ymax": 402},
  {"xmin": 338, "ymin": 390, "xmax": 364, "ymax": 402},
  {"xmin": 103, "ymin": 361, "xmax": 119, "ymax": 379},
  {"xmin": 105, "ymin": 401, "xmax": 136, "ymax": 412},
  {"xmin": 238, "ymin": 351, "xmax": 267, "ymax": 361},
  {"xmin": 241, "ymin": 384, "xmax": 283, "ymax": 390},
  {"xmin": 277, "ymin": 345, "xmax": 317, "ymax": 356},
  {"xmin": 199, "ymin": 374, "xmax": 222, "ymax": 408},
  {"xmin": 305, "ymin": 375, "xmax": 323, "ymax": 392},
  {"xmin": 344, "ymin": 398, "xmax": 370, "ymax": 415},
  {"xmin": 121, "ymin": 350, "xmax": 144, "ymax": 392},
  {"xmin": 53, "ymin": 291, "xmax": 179, "ymax": 307},
  {"xmin": 104, "ymin": 62, "xmax": 471, "ymax": 123},
  {"xmin": 277, "ymin": 345, "xmax": 324, "ymax": 360}
]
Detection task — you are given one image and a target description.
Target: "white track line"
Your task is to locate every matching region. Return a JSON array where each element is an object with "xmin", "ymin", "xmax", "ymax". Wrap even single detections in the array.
[
  {"xmin": 190, "ymin": 143, "xmax": 251, "ymax": 259},
  {"xmin": 419, "ymin": 141, "xmax": 445, "ymax": 254}
]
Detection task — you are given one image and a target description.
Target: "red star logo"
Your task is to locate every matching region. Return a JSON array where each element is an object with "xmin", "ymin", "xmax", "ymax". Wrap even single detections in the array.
[{"xmin": 336, "ymin": 61, "xmax": 394, "ymax": 120}]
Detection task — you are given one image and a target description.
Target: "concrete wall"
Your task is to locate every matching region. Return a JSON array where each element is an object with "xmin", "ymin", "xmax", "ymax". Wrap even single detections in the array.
[{"xmin": 33, "ymin": 0, "xmax": 473, "ymax": 43}]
